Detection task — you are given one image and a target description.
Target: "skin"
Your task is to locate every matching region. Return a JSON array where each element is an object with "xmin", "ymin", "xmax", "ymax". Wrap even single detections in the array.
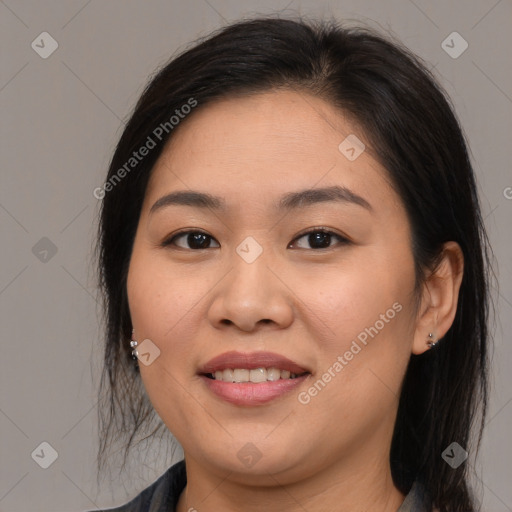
[{"xmin": 126, "ymin": 89, "xmax": 463, "ymax": 512}]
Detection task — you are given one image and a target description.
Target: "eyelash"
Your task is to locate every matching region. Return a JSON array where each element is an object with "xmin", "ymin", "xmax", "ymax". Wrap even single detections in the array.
[{"xmin": 161, "ymin": 227, "xmax": 351, "ymax": 251}]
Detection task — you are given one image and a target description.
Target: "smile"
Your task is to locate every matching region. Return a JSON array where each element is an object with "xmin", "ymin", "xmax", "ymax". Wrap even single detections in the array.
[
  {"xmin": 205, "ymin": 368, "xmax": 307, "ymax": 382},
  {"xmin": 198, "ymin": 350, "xmax": 311, "ymax": 405}
]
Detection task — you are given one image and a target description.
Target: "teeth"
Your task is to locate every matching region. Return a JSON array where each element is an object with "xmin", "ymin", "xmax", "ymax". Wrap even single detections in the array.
[
  {"xmin": 210, "ymin": 367, "xmax": 303, "ymax": 382},
  {"xmin": 223, "ymin": 369, "xmax": 235, "ymax": 382},
  {"xmin": 267, "ymin": 368, "xmax": 281, "ymax": 381},
  {"xmin": 250, "ymin": 368, "xmax": 267, "ymax": 383},
  {"xmin": 233, "ymin": 369, "xmax": 250, "ymax": 383}
]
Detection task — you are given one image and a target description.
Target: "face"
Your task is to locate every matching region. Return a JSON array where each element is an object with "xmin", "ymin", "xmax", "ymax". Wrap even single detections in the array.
[{"xmin": 126, "ymin": 90, "xmax": 420, "ymax": 485}]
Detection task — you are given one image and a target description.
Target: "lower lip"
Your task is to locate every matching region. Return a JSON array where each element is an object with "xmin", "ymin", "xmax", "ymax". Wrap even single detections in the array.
[{"xmin": 200, "ymin": 375, "xmax": 309, "ymax": 406}]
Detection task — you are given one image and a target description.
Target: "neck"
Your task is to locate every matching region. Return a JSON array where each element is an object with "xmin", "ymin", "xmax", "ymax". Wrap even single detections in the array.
[{"xmin": 176, "ymin": 447, "xmax": 405, "ymax": 512}]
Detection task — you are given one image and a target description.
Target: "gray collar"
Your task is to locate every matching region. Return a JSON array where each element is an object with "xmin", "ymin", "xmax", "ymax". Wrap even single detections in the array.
[{"xmin": 397, "ymin": 481, "xmax": 432, "ymax": 512}]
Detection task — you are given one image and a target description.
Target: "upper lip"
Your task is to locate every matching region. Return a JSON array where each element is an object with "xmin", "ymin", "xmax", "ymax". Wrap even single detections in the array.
[{"xmin": 198, "ymin": 351, "xmax": 310, "ymax": 375}]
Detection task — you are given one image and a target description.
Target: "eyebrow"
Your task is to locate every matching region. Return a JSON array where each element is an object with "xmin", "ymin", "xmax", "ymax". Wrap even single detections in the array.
[{"xmin": 149, "ymin": 185, "xmax": 372, "ymax": 215}]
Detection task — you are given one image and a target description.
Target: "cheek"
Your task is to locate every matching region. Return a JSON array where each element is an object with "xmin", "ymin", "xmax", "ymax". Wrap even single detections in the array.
[
  {"xmin": 128, "ymin": 238, "xmax": 197, "ymax": 329},
  {"xmin": 295, "ymin": 269, "xmax": 414, "ymax": 445},
  {"xmin": 297, "ymin": 249, "xmax": 416, "ymax": 414},
  {"xmin": 125, "ymin": 217, "xmax": 212, "ymax": 429},
  {"xmin": 303, "ymin": 253, "xmax": 415, "ymax": 352},
  {"xmin": 126, "ymin": 249, "xmax": 209, "ymax": 432}
]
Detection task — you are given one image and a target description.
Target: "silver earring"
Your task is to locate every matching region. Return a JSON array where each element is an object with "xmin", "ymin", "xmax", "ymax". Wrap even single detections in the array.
[
  {"xmin": 427, "ymin": 332, "xmax": 437, "ymax": 348},
  {"xmin": 130, "ymin": 329, "xmax": 138, "ymax": 359}
]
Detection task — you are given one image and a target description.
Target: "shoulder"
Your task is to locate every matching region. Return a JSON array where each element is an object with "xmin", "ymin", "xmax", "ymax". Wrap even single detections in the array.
[{"xmin": 84, "ymin": 459, "xmax": 186, "ymax": 512}]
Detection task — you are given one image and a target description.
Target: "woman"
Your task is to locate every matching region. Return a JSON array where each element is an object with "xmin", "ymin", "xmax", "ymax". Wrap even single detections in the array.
[{"xmin": 91, "ymin": 16, "xmax": 492, "ymax": 512}]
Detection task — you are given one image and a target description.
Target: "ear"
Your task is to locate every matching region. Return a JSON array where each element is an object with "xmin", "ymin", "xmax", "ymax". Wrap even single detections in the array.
[{"xmin": 412, "ymin": 241, "xmax": 464, "ymax": 355}]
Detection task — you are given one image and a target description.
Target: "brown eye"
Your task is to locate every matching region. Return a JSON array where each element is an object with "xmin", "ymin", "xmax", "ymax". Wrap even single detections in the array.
[
  {"xmin": 163, "ymin": 231, "xmax": 220, "ymax": 250},
  {"xmin": 289, "ymin": 229, "xmax": 350, "ymax": 250}
]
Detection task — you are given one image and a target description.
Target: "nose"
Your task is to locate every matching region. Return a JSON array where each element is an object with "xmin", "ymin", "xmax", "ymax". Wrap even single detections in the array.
[{"xmin": 207, "ymin": 253, "xmax": 294, "ymax": 333}]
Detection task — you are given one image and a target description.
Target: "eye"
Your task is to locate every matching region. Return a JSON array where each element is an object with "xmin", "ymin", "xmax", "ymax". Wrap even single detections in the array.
[
  {"xmin": 162, "ymin": 230, "xmax": 220, "ymax": 250},
  {"xmin": 288, "ymin": 228, "xmax": 350, "ymax": 250},
  {"xmin": 162, "ymin": 227, "xmax": 350, "ymax": 251}
]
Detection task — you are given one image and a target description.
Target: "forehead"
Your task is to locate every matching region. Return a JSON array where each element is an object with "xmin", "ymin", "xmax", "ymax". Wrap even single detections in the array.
[{"xmin": 143, "ymin": 90, "xmax": 398, "ymax": 213}]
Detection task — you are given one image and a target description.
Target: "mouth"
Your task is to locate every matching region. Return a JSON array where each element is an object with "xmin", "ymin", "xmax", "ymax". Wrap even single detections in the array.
[
  {"xmin": 202, "ymin": 368, "xmax": 309, "ymax": 382},
  {"xmin": 198, "ymin": 351, "xmax": 311, "ymax": 405}
]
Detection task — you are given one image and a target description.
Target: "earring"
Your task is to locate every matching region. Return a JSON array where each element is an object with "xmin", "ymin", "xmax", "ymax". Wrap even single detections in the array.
[
  {"xmin": 130, "ymin": 328, "xmax": 139, "ymax": 360},
  {"xmin": 427, "ymin": 332, "xmax": 437, "ymax": 348}
]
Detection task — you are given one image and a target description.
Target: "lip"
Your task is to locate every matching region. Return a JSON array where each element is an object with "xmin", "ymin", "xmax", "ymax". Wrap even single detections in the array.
[
  {"xmin": 200, "ymin": 375, "xmax": 310, "ymax": 406},
  {"xmin": 198, "ymin": 351, "xmax": 311, "ymax": 406},
  {"xmin": 198, "ymin": 350, "xmax": 309, "ymax": 375}
]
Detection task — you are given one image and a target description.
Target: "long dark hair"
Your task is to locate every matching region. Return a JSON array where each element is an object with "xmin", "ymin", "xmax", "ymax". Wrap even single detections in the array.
[{"xmin": 94, "ymin": 16, "xmax": 492, "ymax": 511}]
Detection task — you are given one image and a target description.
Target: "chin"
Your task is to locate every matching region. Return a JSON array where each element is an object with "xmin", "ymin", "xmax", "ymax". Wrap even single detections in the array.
[{"xmin": 193, "ymin": 442, "xmax": 309, "ymax": 482}]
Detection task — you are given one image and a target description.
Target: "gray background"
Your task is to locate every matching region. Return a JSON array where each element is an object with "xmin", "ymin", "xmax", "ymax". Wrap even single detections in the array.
[{"xmin": 1, "ymin": 1, "xmax": 511, "ymax": 511}]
